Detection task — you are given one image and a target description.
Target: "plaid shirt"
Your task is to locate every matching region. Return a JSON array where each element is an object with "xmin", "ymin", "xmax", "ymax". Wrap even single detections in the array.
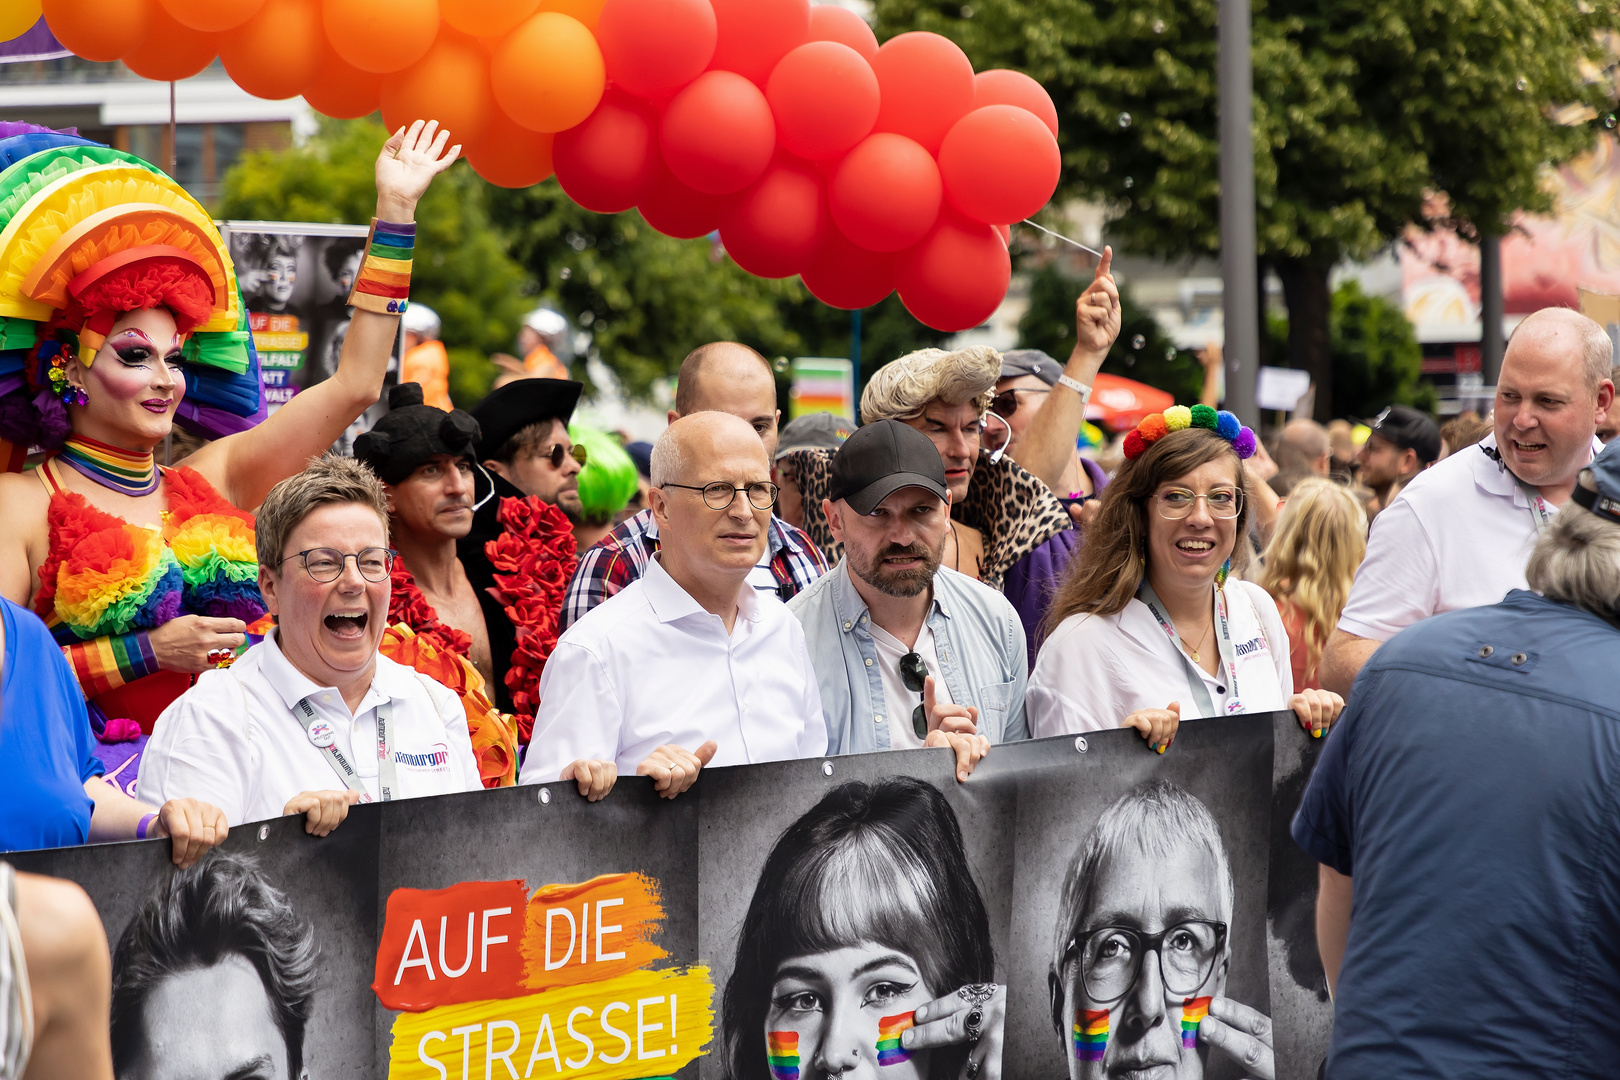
[{"xmin": 561, "ymin": 508, "xmax": 828, "ymax": 631}]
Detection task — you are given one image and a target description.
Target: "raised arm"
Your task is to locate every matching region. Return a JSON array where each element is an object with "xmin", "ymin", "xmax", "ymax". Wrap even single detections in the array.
[
  {"xmin": 1007, "ymin": 248, "xmax": 1120, "ymax": 492},
  {"xmin": 186, "ymin": 121, "xmax": 462, "ymax": 509}
]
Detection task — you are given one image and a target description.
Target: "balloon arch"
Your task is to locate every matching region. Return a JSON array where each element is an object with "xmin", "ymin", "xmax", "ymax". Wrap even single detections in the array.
[{"xmin": 36, "ymin": 0, "xmax": 1063, "ymax": 331}]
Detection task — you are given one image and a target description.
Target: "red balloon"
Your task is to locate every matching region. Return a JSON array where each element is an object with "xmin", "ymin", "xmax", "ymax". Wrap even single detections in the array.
[
  {"xmin": 638, "ymin": 160, "xmax": 726, "ymax": 239},
  {"xmin": 807, "ymin": 3, "xmax": 876, "ymax": 61},
  {"xmin": 938, "ymin": 105, "xmax": 1061, "ymax": 224},
  {"xmin": 323, "ymin": 0, "xmax": 439, "ymax": 74},
  {"xmin": 718, "ymin": 155, "xmax": 828, "ymax": 279},
  {"xmin": 596, "ymin": 0, "xmax": 715, "ymax": 98},
  {"xmin": 553, "ymin": 89, "xmax": 660, "ymax": 212},
  {"xmin": 973, "ymin": 69, "xmax": 1059, "ymax": 138},
  {"xmin": 708, "ymin": 0, "xmax": 808, "ymax": 86},
  {"xmin": 219, "ymin": 0, "xmax": 321, "ymax": 101},
  {"xmin": 42, "ymin": 0, "xmax": 153, "ymax": 62},
  {"xmin": 660, "ymin": 70, "xmax": 776, "ymax": 195},
  {"xmin": 995, "ymin": 222, "xmax": 1011, "ymax": 245},
  {"xmin": 468, "ymin": 109, "xmax": 555, "ymax": 187},
  {"xmin": 381, "ymin": 29, "xmax": 494, "ymax": 147},
  {"xmin": 766, "ymin": 41, "xmax": 878, "ymax": 161},
  {"xmin": 828, "ymin": 132, "xmax": 941, "ymax": 253},
  {"xmin": 124, "ymin": 7, "xmax": 217, "ymax": 81},
  {"xmin": 897, "ymin": 209, "xmax": 1011, "ymax": 332},
  {"xmin": 801, "ymin": 227, "xmax": 895, "ymax": 309},
  {"xmin": 871, "ymin": 32, "xmax": 975, "ymax": 154},
  {"xmin": 303, "ymin": 41, "xmax": 381, "ymax": 118}
]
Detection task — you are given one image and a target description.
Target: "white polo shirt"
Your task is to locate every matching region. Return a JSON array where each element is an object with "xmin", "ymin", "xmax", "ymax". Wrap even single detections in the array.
[
  {"xmin": 1337, "ymin": 434, "xmax": 1602, "ymax": 642},
  {"xmin": 519, "ymin": 554, "xmax": 827, "ymax": 784},
  {"xmin": 139, "ymin": 632, "xmax": 482, "ymax": 825},
  {"xmin": 1027, "ymin": 580, "xmax": 1293, "ymax": 736}
]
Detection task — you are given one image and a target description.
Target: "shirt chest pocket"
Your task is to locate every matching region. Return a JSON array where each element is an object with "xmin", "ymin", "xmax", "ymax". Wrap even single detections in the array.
[{"xmin": 972, "ymin": 680, "xmax": 1017, "ymax": 738}]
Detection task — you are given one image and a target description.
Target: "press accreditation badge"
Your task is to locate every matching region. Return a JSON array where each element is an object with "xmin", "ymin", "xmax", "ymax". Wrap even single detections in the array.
[{"xmin": 306, "ymin": 719, "xmax": 337, "ymax": 748}]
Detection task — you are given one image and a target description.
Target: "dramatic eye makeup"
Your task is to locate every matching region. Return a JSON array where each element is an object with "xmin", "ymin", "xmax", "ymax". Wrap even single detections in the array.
[{"xmin": 110, "ymin": 330, "xmax": 184, "ymax": 367}]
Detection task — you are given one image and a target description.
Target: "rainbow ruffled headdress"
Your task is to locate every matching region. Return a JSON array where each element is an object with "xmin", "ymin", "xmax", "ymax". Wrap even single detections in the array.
[
  {"xmin": 0, "ymin": 123, "xmax": 262, "ymax": 467},
  {"xmin": 1122, "ymin": 404, "xmax": 1258, "ymax": 461}
]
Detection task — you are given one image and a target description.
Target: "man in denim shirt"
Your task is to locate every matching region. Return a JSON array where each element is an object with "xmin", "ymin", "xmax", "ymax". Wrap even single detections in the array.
[{"xmin": 789, "ymin": 421, "xmax": 1028, "ymax": 780}]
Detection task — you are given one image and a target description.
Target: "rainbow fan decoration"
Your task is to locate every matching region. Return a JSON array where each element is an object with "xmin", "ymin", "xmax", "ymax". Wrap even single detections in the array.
[{"xmin": 1180, "ymin": 996, "xmax": 1211, "ymax": 1049}]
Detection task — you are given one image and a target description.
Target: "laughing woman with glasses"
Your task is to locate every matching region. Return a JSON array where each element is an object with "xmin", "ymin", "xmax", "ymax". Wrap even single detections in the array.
[{"xmin": 1027, "ymin": 408, "xmax": 1343, "ymax": 746}]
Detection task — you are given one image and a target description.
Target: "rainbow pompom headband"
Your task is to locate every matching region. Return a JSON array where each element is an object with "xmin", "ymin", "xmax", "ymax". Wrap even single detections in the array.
[{"xmin": 1123, "ymin": 404, "xmax": 1257, "ymax": 461}]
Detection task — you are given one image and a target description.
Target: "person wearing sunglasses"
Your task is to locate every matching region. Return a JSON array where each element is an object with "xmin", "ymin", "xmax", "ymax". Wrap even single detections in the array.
[
  {"xmin": 788, "ymin": 421, "xmax": 1026, "ymax": 781},
  {"xmin": 520, "ymin": 412, "xmax": 826, "ymax": 799},
  {"xmin": 139, "ymin": 456, "xmax": 483, "ymax": 832},
  {"xmin": 991, "ymin": 349, "xmax": 1109, "ymax": 514},
  {"xmin": 1049, "ymin": 779, "xmax": 1273, "ymax": 1080},
  {"xmin": 1028, "ymin": 408, "xmax": 1344, "ymax": 746}
]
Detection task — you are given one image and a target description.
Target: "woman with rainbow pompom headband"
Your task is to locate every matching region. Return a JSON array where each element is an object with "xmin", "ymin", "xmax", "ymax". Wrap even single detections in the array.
[
  {"xmin": 1026, "ymin": 404, "xmax": 1345, "ymax": 748},
  {"xmin": 0, "ymin": 119, "xmax": 460, "ymax": 737}
]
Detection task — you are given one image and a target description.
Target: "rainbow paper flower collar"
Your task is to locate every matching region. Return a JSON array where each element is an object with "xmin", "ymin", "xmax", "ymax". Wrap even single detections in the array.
[{"xmin": 1123, "ymin": 404, "xmax": 1257, "ymax": 461}]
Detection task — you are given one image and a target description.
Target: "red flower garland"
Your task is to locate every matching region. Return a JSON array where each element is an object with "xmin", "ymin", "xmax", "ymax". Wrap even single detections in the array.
[
  {"xmin": 386, "ymin": 558, "xmax": 473, "ymax": 658},
  {"xmin": 487, "ymin": 495, "xmax": 577, "ymax": 743}
]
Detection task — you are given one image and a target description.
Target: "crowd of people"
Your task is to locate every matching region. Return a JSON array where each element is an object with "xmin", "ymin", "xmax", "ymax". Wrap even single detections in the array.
[{"xmin": 1, "ymin": 117, "xmax": 1619, "ymax": 1077}]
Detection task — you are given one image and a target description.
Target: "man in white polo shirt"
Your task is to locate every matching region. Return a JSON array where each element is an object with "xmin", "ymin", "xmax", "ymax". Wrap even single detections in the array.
[
  {"xmin": 520, "ymin": 411, "xmax": 827, "ymax": 799},
  {"xmin": 1321, "ymin": 307, "xmax": 1615, "ymax": 695},
  {"xmin": 140, "ymin": 456, "xmax": 483, "ymax": 832}
]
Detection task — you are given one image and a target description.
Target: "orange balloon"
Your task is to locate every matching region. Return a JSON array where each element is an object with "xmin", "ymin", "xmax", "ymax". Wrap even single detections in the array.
[
  {"xmin": 159, "ymin": 0, "xmax": 265, "ymax": 34},
  {"xmin": 537, "ymin": 0, "xmax": 605, "ymax": 31},
  {"xmin": 42, "ymin": 0, "xmax": 154, "ymax": 62},
  {"xmin": 323, "ymin": 0, "xmax": 439, "ymax": 74},
  {"xmin": 124, "ymin": 7, "xmax": 218, "ymax": 81},
  {"xmin": 490, "ymin": 12, "xmax": 604, "ymax": 133},
  {"xmin": 441, "ymin": 0, "xmax": 538, "ymax": 36},
  {"xmin": 382, "ymin": 29, "xmax": 494, "ymax": 146},
  {"xmin": 220, "ymin": 0, "xmax": 321, "ymax": 100},
  {"xmin": 302, "ymin": 40, "xmax": 382, "ymax": 119},
  {"xmin": 468, "ymin": 109, "xmax": 555, "ymax": 187}
]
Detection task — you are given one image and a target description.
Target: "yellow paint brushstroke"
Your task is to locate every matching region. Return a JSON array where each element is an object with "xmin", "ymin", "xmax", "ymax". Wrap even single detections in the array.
[{"xmin": 388, "ymin": 967, "xmax": 714, "ymax": 1080}]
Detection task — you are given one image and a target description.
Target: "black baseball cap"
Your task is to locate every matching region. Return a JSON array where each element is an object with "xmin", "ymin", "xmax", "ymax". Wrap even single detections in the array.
[
  {"xmin": 1366, "ymin": 405, "xmax": 1442, "ymax": 465},
  {"xmin": 829, "ymin": 420, "xmax": 950, "ymax": 515},
  {"xmin": 1573, "ymin": 439, "xmax": 1620, "ymax": 524},
  {"xmin": 471, "ymin": 378, "xmax": 583, "ymax": 460}
]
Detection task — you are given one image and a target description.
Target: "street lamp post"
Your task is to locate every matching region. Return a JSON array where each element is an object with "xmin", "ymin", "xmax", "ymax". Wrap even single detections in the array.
[{"xmin": 1218, "ymin": 0, "xmax": 1259, "ymax": 428}]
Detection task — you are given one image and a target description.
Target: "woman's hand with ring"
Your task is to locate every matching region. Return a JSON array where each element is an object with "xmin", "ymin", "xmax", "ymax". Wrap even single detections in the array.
[{"xmin": 903, "ymin": 983, "xmax": 1005, "ymax": 1080}]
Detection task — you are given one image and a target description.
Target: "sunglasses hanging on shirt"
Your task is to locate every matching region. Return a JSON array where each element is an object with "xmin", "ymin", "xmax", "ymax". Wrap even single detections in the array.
[{"xmin": 900, "ymin": 651, "xmax": 929, "ymax": 739}]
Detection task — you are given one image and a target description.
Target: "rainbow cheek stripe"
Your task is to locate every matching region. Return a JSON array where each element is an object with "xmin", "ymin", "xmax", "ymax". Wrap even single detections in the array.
[
  {"xmin": 767, "ymin": 1031, "xmax": 800, "ymax": 1080},
  {"xmin": 1180, "ymin": 996, "xmax": 1212, "ymax": 1049},
  {"xmin": 1073, "ymin": 1009, "xmax": 1108, "ymax": 1061},
  {"xmin": 876, "ymin": 1012, "xmax": 915, "ymax": 1066}
]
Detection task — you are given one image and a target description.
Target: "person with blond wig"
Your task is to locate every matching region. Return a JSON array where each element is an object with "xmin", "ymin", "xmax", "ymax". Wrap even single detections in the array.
[
  {"xmin": 1028, "ymin": 407, "xmax": 1344, "ymax": 748},
  {"xmin": 1256, "ymin": 478, "xmax": 1367, "ymax": 691}
]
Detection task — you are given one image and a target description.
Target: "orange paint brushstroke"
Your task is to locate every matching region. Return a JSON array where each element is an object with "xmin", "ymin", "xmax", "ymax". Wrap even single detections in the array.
[{"xmin": 519, "ymin": 872, "xmax": 668, "ymax": 992}]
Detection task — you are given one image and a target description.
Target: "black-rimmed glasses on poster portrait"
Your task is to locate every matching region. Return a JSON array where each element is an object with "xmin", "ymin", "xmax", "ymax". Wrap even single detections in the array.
[
  {"xmin": 660, "ymin": 481, "xmax": 780, "ymax": 510},
  {"xmin": 900, "ymin": 650, "xmax": 929, "ymax": 739},
  {"xmin": 1061, "ymin": 920, "xmax": 1228, "ymax": 1005},
  {"xmin": 279, "ymin": 547, "xmax": 397, "ymax": 583}
]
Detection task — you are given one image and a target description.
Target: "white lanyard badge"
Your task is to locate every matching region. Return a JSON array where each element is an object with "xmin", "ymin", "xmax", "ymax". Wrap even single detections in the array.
[
  {"xmin": 297, "ymin": 698, "xmax": 397, "ymax": 803},
  {"xmin": 1137, "ymin": 581, "xmax": 1244, "ymax": 717}
]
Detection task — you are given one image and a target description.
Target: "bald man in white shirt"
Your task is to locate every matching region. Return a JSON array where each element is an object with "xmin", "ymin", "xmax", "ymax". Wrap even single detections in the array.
[{"xmin": 520, "ymin": 412, "xmax": 827, "ymax": 800}]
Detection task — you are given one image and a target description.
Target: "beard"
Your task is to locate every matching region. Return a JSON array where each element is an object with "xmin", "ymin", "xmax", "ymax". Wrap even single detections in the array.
[{"xmin": 849, "ymin": 539, "xmax": 943, "ymax": 598}]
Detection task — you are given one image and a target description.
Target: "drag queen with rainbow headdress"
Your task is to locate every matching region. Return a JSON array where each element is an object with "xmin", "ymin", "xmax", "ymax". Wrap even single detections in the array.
[{"xmin": 0, "ymin": 118, "xmax": 460, "ymax": 735}]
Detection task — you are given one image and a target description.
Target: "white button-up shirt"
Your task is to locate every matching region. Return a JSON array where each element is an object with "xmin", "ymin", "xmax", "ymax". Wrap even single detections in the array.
[
  {"xmin": 139, "ymin": 632, "xmax": 482, "ymax": 825},
  {"xmin": 1337, "ymin": 433, "xmax": 1602, "ymax": 642},
  {"xmin": 520, "ymin": 554, "xmax": 827, "ymax": 784}
]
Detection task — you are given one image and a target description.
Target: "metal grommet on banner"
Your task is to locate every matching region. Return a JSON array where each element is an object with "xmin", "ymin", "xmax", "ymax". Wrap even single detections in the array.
[
  {"xmin": 538, "ymin": 787, "xmax": 552, "ymax": 805},
  {"xmin": 821, "ymin": 761, "xmax": 834, "ymax": 777},
  {"xmin": 1511, "ymin": 652, "xmax": 1528, "ymax": 666},
  {"xmin": 257, "ymin": 824, "xmax": 269, "ymax": 841},
  {"xmin": 1075, "ymin": 736, "xmax": 1088, "ymax": 754},
  {"xmin": 1478, "ymin": 645, "xmax": 1493, "ymax": 658}
]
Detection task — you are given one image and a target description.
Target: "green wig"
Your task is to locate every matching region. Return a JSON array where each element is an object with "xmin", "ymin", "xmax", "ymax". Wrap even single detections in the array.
[{"xmin": 570, "ymin": 423, "xmax": 640, "ymax": 523}]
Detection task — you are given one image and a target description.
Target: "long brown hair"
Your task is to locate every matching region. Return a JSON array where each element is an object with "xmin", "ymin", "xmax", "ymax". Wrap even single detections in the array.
[{"xmin": 1043, "ymin": 429, "xmax": 1250, "ymax": 637}]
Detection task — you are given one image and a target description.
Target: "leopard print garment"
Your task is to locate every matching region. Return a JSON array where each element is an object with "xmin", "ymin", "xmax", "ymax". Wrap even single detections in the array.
[{"xmin": 783, "ymin": 448, "xmax": 1074, "ymax": 591}]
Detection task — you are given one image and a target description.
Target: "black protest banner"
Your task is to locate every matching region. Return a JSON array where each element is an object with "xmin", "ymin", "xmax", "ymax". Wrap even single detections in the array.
[{"xmin": 10, "ymin": 712, "xmax": 1331, "ymax": 1080}]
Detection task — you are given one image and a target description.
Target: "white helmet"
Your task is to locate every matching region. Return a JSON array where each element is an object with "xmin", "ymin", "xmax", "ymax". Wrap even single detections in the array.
[
  {"xmin": 523, "ymin": 307, "xmax": 568, "ymax": 337},
  {"xmin": 401, "ymin": 303, "xmax": 441, "ymax": 338}
]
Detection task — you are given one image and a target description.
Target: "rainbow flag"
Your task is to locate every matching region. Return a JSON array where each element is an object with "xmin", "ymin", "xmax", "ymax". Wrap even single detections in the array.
[
  {"xmin": 1180, "ymin": 996, "xmax": 1211, "ymax": 1049},
  {"xmin": 1073, "ymin": 1009, "xmax": 1108, "ymax": 1061},
  {"xmin": 876, "ymin": 1012, "xmax": 915, "ymax": 1066},
  {"xmin": 767, "ymin": 1031, "xmax": 799, "ymax": 1080}
]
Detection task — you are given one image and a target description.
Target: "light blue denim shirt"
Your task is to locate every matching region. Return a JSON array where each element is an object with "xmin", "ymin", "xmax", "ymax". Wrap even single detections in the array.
[{"xmin": 788, "ymin": 560, "xmax": 1029, "ymax": 754}]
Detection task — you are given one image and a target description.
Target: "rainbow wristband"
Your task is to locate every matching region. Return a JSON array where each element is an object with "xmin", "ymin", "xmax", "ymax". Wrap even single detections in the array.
[
  {"xmin": 347, "ymin": 218, "xmax": 416, "ymax": 315},
  {"xmin": 136, "ymin": 813, "xmax": 158, "ymax": 840},
  {"xmin": 64, "ymin": 630, "xmax": 161, "ymax": 698}
]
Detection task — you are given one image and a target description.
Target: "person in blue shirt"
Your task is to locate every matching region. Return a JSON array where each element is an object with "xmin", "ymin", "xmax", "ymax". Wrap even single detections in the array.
[
  {"xmin": 1293, "ymin": 441, "xmax": 1620, "ymax": 1078},
  {"xmin": 1, "ymin": 596, "xmax": 225, "ymax": 865},
  {"xmin": 789, "ymin": 421, "xmax": 1026, "ymax": 781}
]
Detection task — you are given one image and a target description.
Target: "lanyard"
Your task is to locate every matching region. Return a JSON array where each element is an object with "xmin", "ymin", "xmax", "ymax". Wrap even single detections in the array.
[
  {"xmin": 1514, "ymin": 475, "xmax": 1556, "ymax": 533},
  {"xmin": 1136, "ymin": 581, "xmax": 1243, "ymax": 717},
  {"xmin": 296, "ymin": 698, "xmax": 396, "ymax": 803}
]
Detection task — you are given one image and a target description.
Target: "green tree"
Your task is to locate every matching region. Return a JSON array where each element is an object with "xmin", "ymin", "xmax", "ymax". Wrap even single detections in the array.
[
  {"xmin": 1324, "ymin": 280, "xmax": 1434, "ymax": 419},
  {"xmin": 873, "ymin": 0, "xmax": 1620, "ymax": 420},
  {"xmin": 218, "ymin": 117, "xmax": 533, "ymax": 406},
  {"xmin": 1016, "ymin": 260, "xmax": 1203, "ymax": 401}
]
